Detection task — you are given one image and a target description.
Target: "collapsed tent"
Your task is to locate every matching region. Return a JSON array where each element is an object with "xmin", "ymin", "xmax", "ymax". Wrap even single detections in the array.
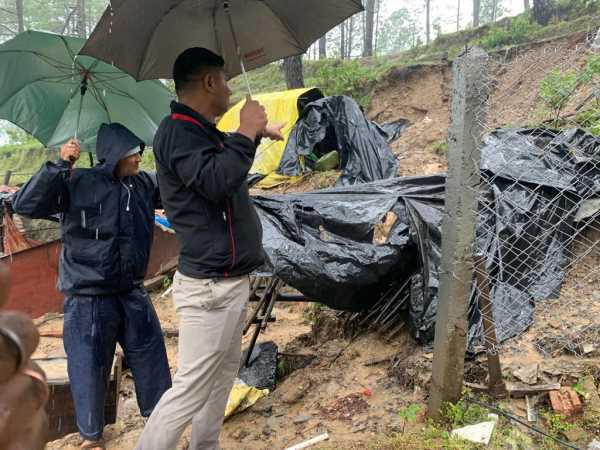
[
  {"xmin": 254, "ymin": 128, "xmax": 600, "ymax": 347},
  {"xmin": 218, "ymin": 90, "xmax": 407, "ymax": 188},
  {"xmin": 277, "ymin": 96, "xmax": 407, "ymax": 186}
]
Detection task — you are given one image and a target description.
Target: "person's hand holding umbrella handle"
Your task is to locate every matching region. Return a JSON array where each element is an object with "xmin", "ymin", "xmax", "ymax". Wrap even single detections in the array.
[
  {"xmin": 60, "ymin": 138, "xmax": 81, "ymax": 165},
  {"xmin": 237, "ymin": 95, "xmax": 267, "ymax": 142}
]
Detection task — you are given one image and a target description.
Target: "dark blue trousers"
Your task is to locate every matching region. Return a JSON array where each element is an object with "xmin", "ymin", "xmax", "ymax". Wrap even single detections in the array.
[{"xmin": 63, "ymin": 288, "xmax": 172, "ymax": 441}]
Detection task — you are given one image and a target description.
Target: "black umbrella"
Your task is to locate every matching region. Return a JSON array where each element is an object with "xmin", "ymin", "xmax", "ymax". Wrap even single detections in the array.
[{"xmin": 80, "ymin": 0, "xmax": 363, "ymax": 92}]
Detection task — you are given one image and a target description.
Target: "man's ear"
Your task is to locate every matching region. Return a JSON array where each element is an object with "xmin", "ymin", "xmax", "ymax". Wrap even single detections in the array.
[{"xmin": 204, "ymin": 72, "xmax": 216, "ymax": 93}]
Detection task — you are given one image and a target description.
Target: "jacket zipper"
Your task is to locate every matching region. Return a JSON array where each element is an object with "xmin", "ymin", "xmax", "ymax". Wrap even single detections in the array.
[{"xmin": 225, "ymin": 199, "xmax": 237, "ymax": 278}]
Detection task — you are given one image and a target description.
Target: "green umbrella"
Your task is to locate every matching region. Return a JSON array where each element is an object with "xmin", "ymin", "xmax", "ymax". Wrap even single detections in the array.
[{"xmin": 0, "ymin": 30, "xmax": 174, "ymax": 152}]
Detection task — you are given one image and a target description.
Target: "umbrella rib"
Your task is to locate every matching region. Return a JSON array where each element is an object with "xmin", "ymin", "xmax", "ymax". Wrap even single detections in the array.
[
  {"xmin": 88, "ymin": 77, "xmax": 159, "ymax": 127},
  {"xmin": 0, "ymin": 50, "xmax": 75, "ymax": 72},
  {"xmin": 87, "ymin": 76, "xmax": 113, "ymax": 122}
]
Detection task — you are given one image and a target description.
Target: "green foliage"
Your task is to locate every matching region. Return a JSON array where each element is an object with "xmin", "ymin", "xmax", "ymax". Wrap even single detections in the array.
[
  {"xmin": 539, "ymin": 69, "xmax": 579, "ymax": 122},
  {"xmin": 544, "ymin": 412, "xmax": 575, "ymax": 437},
  {"xmin": 478, "ymin": 16, "xmax": 541, "ymax": 49},
  {"xmin": 314, "ymin": 59, "xmax": 391, "ymax": 108},
  {"xmin": 369, "ymin": 424, "xmax": 478, "ymax": 449},
  {"xmin": 432, "ymin": 141, "xmax": 448, "ymax": 155},
  {"xmin": 579, "ymin": 55, "xmax": 600, "ymax": 84},
  {"xmin": 0, "ymin": 141, "xmax": 156, "ymax": 185},
  {"xmin": 479, "ymin": 0, "xmax": 507, "ymax": 25},
  {"xmin": 538, "ymin": 55, "xmax": 600, "ymax": 125},
  {"xmin": 443, "ymin": 398, "xmax": 487, "ymax": 428},
  {"xmin": 4, "ymin": 124, "xmax": 39, "ymax": 146},
  {"xmin": 276, "ymin": 359, "xmax": 286, "ymax": 379},
  {"xmin": 377, "ymin": 8, "xmax": 419, "ymax": 55},
  {"xmin": 162, "ymin": 275, "xmax": 173, "ymax": 291},
  {"xmin": 302, "ymin": 302, "xmax": 327, "ymax": 325},
  {"xmin": 399, "ymin": 404, "xmax": 423, "ymax": 427},
  {"xmin": 575, "ymin": 109, "xmax": 600, "ymax": 136}
]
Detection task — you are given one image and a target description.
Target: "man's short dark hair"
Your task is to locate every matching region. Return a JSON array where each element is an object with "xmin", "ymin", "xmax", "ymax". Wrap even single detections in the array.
[{"xmin": 173, "ymin": 47, "xmax": 225, "ymax": 94}]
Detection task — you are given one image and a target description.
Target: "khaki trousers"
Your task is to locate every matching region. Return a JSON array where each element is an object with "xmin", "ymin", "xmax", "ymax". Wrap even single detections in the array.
[{"xmin": 136, "ymin": 272, "xmax": 249, "ymax": 450}]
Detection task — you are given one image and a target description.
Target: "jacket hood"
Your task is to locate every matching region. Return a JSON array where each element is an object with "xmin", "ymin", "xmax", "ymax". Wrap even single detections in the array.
[{"xmin": 96, "ymin": 123, "xmax": 145, "ymax": 176}]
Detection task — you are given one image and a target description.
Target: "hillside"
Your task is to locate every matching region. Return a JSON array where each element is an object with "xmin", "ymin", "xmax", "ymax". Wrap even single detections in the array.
[{"xmin": 0, "ymin": 5, "xmax": 599, "ymax": 184}]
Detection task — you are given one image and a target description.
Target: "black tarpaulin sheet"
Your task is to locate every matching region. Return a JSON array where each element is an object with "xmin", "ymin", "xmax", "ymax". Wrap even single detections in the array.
[
  {"xmin": 276, "ymin": 96, "xmax": 402, "ymax": 186},
  {"xmin": 255, "ymin": 128, "xmax": 600, "ymax": 346}
]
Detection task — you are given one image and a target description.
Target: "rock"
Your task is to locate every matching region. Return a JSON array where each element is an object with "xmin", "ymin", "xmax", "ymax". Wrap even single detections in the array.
[
  {"xmin": 513, "ymin": 363, "xmax": 539, "ymax": 385},
  {"xmin": 122, "ymin": 397, "xmax": 138, "ymax": 417},
  {"xmin": 293, "ymin": 415, "xmax": 311, "ymax": 424},
  {"xmin": 549, "ymin": 388, "xmax": 583, "ymax": 417},
  {"xmin": 351, "ymin": 423, "xmax": 368, "ymax": 433},
  {"xmin": 563, "ymin": 426, "xmax": 587, "ymax": 443},
  {"xmin": 588, "ymin": 440, "xmax": 600, "ymax": 450},
  {"xmin": 232, "ymin": 429, "xmax": 250, "ymax": 441},
  {"xmin": 321, "ymin": 380, "xmax": 341, "ymax": 396},
  {"xmin": 282, "ymin": 382, "xmax": 311, "ymax": 404},
  {"xmin": 266, "ymin": 416, "xmax": 282, "ymax": 429},
  {"xmin": 451, "ymin": 414, "xmax": 498, "ymax": 446}
]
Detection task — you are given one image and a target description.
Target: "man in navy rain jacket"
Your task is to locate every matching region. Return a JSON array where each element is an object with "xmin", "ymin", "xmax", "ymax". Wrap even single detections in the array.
[{"xmin": 12, "ymin": 123, "xmax": 171, "ymax": 450}]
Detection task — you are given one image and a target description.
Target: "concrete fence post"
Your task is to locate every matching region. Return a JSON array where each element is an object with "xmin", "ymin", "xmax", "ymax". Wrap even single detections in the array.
[{"xmin": 428, "ymin": 46, "xmax": 490, "ymax": 418}]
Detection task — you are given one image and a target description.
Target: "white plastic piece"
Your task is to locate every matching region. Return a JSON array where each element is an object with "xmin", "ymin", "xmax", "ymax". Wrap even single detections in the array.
[
  {"xmin": 451, "ymin": 414, "xmax": 498, "ymax": 446},
  {"xmin": 284, "ymin": 433, "xmax": 330, "ymax": 450}
]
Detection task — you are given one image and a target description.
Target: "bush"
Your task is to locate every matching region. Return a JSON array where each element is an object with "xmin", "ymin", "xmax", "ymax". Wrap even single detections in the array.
[
  {"xmin": 478, "ymin": 16, "xmax": 540, "ymax": 49},
  {"xmin": 313, "ymin": 59, "xmax": 390, "ymax": 108},
  {"xmin": 539, "ymin": 69, "xmax": 579, "ymax": 122}
]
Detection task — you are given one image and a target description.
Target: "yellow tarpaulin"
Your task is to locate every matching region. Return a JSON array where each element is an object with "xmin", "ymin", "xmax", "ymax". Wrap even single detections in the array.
[
  {"xmin": 224, "ymin": 379, "xmax": 269, "ymax": 419},
  {"xmin": 218, "ymin": 87, "xmax": 318, "ymax": 188}
]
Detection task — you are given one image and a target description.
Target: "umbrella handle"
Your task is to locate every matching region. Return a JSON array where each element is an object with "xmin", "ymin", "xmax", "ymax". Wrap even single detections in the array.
[
  {"xmin": 224, "ymin": 1, "xmax": 253, "ymax": 97},
  {"xmin": 74, "ymin": 78, "xmax": 88, "ymax": 141}
]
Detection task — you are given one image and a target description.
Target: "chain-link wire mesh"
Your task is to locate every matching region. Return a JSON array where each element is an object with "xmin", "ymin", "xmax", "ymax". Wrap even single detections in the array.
[{"xmin": 465, "ymin": 32, "xmax": 600, "ymax": 375}]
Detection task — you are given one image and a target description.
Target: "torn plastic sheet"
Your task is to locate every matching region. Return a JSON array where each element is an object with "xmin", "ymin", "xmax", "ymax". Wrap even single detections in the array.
[
  {"xmin": 255, "ymin": 128, "xmax": 600, "ymax": 348},
  {"xmin": 276, "ymin": 96, "xmax": 402, "ymax": 186}
]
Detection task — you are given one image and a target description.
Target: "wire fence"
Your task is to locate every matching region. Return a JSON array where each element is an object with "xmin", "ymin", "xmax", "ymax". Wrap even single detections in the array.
[
  {"xmin": 472, "ymin": 35, "xmax": 600, "ymax": 365},
  {"xmin": 426, "ymin": 33, "xmax": 600, "ymax": 409}
]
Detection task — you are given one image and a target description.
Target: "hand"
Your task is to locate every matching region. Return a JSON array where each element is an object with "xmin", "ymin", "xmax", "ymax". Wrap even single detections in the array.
[
  {"xmin": 60, "ymin": 138, "xmax": 81, "ymax": 163},
  {"xmin": 237, "ymin": 96, "xmax": 267, "ymax": 142},
  {"xmin": 262, "ymin": 123, "xmax": 286, "ymax": 141},
  {"xmin": 0, "ymin": 264, "xmax": 48, "ymax": 450}
]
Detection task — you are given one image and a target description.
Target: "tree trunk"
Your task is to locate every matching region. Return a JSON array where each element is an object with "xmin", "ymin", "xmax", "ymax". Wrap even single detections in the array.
[
  {"xmin": 15, "ymin": 0, "xmax": 24, "ymax": 32},
  {"xmin": 425, "ymin": 0, "xmax": 431, "ymax": 45},
  {"xmin": 524, "ymin": 0, "xmax": 531, "ymax": 10},
  {"xmin": 76, "ymin": 0, "xmax": 86, "ymax": 37},
  {"xmin": 532, "ymin": 0, "xmax": 553, "ymax": 25},
  {"xmin": 363, "ymin": 0, "xmax": 375, "ymax": 56},
  {"xmin": 347, "ymin": 16, "xmax": 354, "ymax": 58},
  {"xmin": 282, "ymin": 56, "xmax": 305, "ymax": 89},
  {"xmin": 340, "ymin": 22, "xmax": 346, "ymax": 59},
  {"xmin": 473, "ymin": 0, "xmax": 481, "ymax": 27},
  {"xmin": 374, "ymin": 0, "xmax": 381, "ymax": 54},
  {"xmin": 319, "ymin": 35, "xmax": 327, "ymax": 59},
  {"xmin": 491, "ymin": 0, "xmax": 498, "ymax": 22},
  {"xmin": 457, "ymin": 0, "xmax": 461, "ymax": 31}
]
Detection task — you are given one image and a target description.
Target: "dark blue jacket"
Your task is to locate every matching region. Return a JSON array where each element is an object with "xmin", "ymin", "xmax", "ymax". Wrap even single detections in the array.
[
  {"xmin": 12, "ymin": 123, "xmax": 160, "ymax": 296},
  {"xmin": 153, "ymin": 102, "xmax": 264, "ymax": 279}
]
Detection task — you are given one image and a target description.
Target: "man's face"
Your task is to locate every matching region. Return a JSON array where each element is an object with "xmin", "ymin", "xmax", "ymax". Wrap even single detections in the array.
[{"xmin": 115, "ymin": 152, "xmax": 142, "ymax": 178}]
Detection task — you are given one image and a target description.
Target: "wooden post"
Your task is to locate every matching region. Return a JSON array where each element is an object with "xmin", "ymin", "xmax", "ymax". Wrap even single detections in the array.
[{"xmin": 3, "ymin": 170, "xmax": 12, "ymax": 186}]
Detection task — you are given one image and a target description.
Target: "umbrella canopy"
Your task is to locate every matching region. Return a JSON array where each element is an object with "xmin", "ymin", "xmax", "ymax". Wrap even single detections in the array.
[
  {"xmin": 80, "ymin": 0, "xmax": 364, "ymax": 80},
  {"xmin": 0, "ymin": 30, "xmax": 174, "ymax": 151}
]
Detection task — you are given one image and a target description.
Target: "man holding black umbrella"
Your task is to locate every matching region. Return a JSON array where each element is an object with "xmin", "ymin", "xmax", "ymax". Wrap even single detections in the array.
[{"xmin": 136, "ymin": 48, "xmax": 283, "ymax": 450}]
